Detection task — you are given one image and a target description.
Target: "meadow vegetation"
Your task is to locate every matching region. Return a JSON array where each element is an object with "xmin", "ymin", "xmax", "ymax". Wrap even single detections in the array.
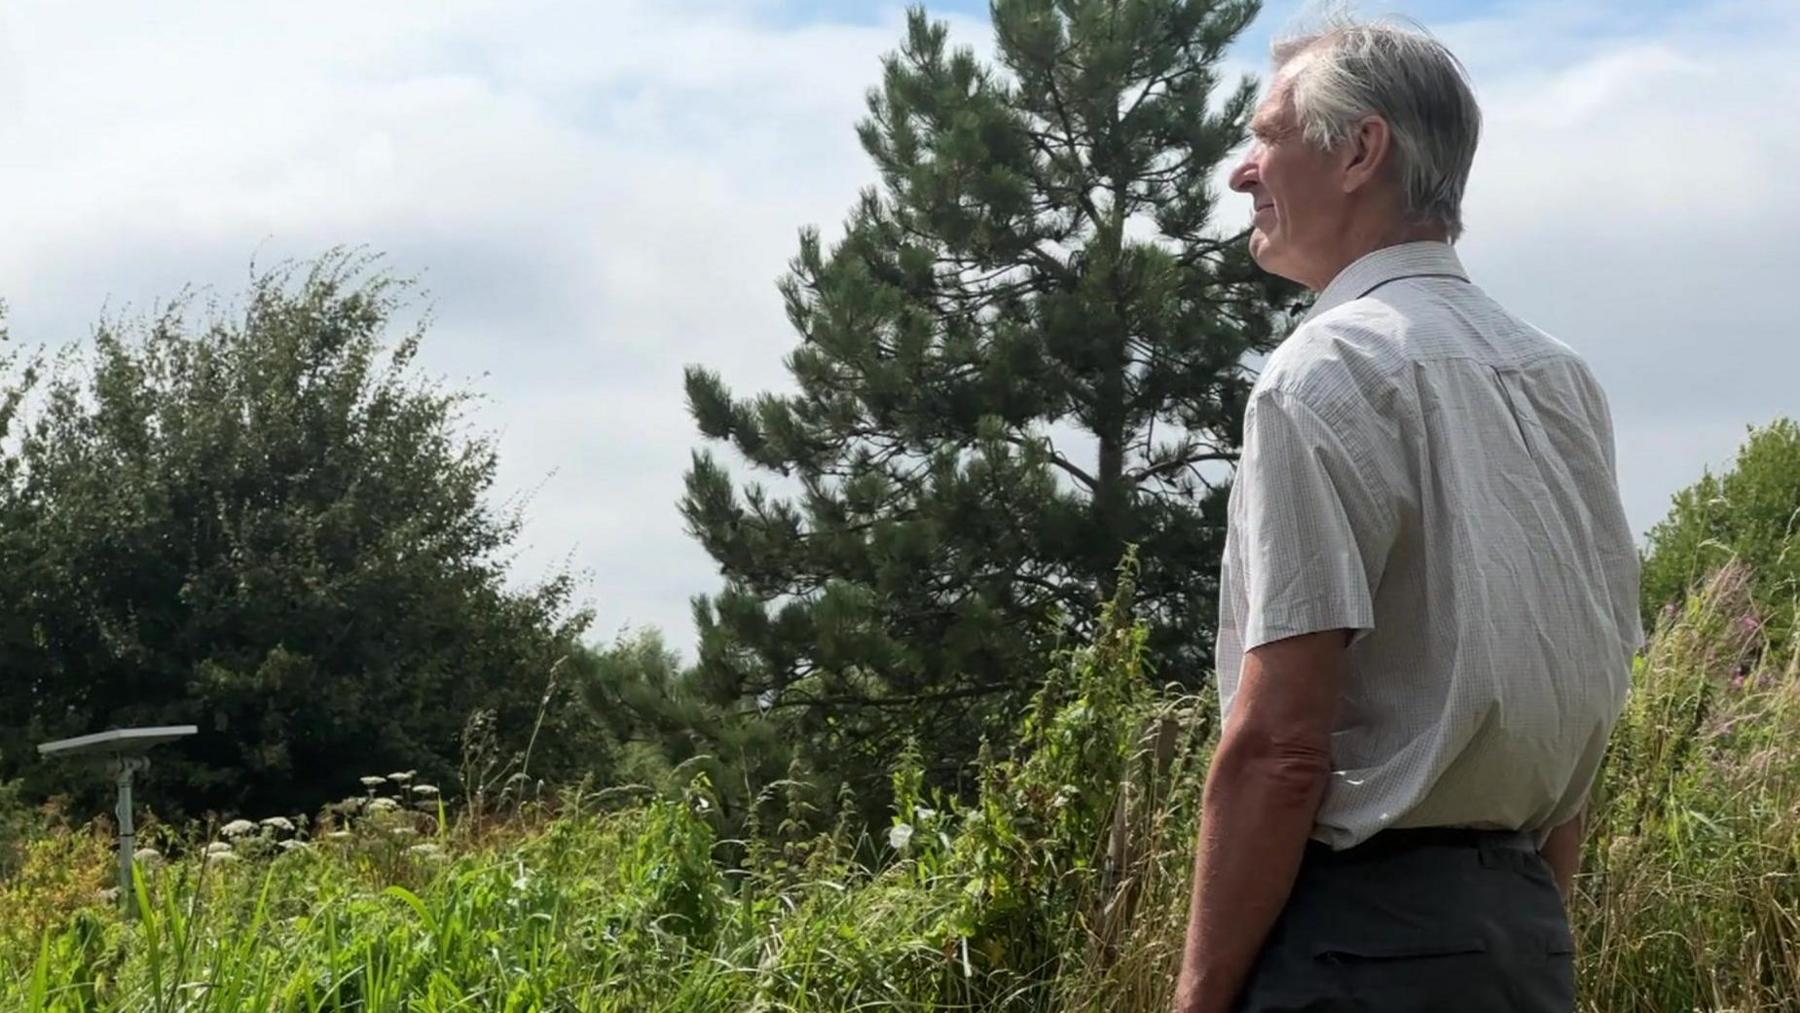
[{"xmin": 1, "ymin": 553, "xmax": 1795, "ymax": 1012}]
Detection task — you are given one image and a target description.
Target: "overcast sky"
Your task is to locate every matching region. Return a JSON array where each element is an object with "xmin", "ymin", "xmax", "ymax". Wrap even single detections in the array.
[{"xmin": 2, "ymin": 0, "xmax": 1793, "ymax": 654}]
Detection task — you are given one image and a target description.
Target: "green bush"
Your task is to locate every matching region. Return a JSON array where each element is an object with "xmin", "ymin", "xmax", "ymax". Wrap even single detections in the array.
[
  {"xmin": 1642, "ymin": 417, "xmax": 1800, "ymax": 649},
  {"xmin": 0, "ymin": 253, "xmax": 597, "ymax": 819}
]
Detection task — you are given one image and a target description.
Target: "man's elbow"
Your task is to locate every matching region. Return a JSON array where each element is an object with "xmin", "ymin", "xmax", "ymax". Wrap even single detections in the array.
[{"xmin": 1212, "ymin": 726, "xmax": 1333, "ymax": 806}]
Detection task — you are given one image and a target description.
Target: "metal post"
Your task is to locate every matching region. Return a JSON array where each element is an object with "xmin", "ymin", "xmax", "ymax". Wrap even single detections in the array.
[
  {"xmin": 113, "ymin": 756, "xmax": 145, "ymax": 918},
  {"xmin": 34, "ymin": 726, "xmax": 195, "ymax": 921}
]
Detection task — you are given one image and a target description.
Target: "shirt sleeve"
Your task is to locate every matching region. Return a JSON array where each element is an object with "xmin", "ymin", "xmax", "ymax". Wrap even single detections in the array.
[{"xmin": 1236, "ymin": 387, "xmax": 1399, "ymax": 650}]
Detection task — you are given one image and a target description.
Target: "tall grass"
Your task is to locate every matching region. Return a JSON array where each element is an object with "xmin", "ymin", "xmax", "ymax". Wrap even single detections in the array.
[
  {"xmin": 2, "ymin": 563, "xmax": 1796, "ymax": 1011},
  {"xmin": 1578, "ymin": 562, "xmax": 1800, "ymax": 1011}
]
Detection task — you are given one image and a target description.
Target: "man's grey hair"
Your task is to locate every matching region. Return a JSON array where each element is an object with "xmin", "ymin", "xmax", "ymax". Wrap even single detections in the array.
[{"xmin": 1272, "ymin": 16, "xmax": 1482, "ymax": 241}]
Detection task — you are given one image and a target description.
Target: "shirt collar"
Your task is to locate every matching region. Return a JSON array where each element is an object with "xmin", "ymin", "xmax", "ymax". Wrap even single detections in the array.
[{"xmin": 1301, "ymin": 241, "xmax": 1469, "ymax": 323}]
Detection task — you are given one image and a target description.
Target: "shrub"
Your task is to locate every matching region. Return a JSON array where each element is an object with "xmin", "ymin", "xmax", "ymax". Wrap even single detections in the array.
[{"xmin": 1642, "ymin": 417, "xmax": 1800, "ymax": 650}]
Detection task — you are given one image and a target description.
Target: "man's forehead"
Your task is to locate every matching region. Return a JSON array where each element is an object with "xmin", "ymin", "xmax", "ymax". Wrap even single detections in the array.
[{"xmin": 1251, "ymin": 81, "xmax": 1296, "ymax": 130}]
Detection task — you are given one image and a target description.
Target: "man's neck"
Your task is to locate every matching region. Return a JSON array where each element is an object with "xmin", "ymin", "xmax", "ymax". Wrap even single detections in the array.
[{"xmin": 1305, "ymin": 220, "xmax": 1450, "ymax": 292}]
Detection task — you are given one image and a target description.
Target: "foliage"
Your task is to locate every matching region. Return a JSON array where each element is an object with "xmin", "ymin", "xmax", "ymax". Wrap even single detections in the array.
[
  {"xmin": 579, "ymin": 628, "xmax": 800, "ymax": 831},
  {"xmin": 7, "ymin": 556, "xmax": 1794, "ymax": 1011},
  {"xmin": 1641, "ymin": 417, "xmax": 1800, "ymax": 650},
  {"xmin": 0, "ymin": 761, "xmax": 33, "ymax": 879},
  {"xmin": 1576, "ymin": 562, "xmax": 1800, "ymax": 1012},
  {"xmin": 682, "ymin": 0, "xmax": 1300, "ymax": 814},
  {"xmin": 0, "ymin": 816, "xmax": 113, "ymax": 961},
  {"xmin": 0, "ymin": 252, "xmax": 596, "ymax": 819}
]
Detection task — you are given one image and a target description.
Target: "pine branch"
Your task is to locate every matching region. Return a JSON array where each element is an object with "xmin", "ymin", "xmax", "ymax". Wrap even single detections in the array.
[
  {"xmin": 999, "ymin": 432, "xmax": 1100, "ymax": 491},
  {"xmin": 747, "ymin": 681, "xmax": 1017, "ymax": 714},
  {"xmin": 1039, "ymin": 61, "xmax": 1106, "ymax": 232},
  {"xmin": 1126, "ymin": 450, "xmax": 1236, "ymax": 485}
]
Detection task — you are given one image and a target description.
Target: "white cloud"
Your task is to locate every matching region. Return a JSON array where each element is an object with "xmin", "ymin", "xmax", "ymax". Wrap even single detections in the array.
[
  {"xmin": 1445, "ymin": 0, "xmax": 1799, "ymax": 536},
  {"xmin": 0, "ymin": 0, "xmax": 1791, "ymax": 655}
]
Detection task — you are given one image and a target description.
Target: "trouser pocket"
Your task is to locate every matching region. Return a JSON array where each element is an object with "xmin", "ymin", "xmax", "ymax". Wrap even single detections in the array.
[{"xmin": 1311, "ymin": 937, "xmax": 1488, "ymax": 962}]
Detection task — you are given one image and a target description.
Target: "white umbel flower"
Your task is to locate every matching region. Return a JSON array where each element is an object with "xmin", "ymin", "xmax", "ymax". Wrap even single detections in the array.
[{"xmin": 888, "ymin": 823, "xmax": 914, "ymax": 851}]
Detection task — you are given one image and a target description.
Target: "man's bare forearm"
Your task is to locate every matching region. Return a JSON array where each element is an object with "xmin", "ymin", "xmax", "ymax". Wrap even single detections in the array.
[
  {"xmin": 1172, "ymin": 735, "xmax": 1330, "ymax": 1013},
  {"xmin": 1539, "ymin": 808, "xmax": 1585, "ymax": 903}
]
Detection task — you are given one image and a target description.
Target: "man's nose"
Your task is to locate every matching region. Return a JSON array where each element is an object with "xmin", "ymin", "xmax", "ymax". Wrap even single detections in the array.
[{"xmin": 1228, "ymin": 152, "xmax": 1257, "ymax": 194}]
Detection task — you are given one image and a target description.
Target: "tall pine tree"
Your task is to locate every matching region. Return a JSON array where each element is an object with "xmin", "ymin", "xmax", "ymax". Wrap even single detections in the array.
[{"xmin": 682, "ymin": 0, "xmax": 1297, "ymax": 796}]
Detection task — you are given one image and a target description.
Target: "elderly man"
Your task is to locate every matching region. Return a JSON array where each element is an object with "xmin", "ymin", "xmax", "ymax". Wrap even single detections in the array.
[{"xmin": 1172, "ymin": 18, "xmax": 1642, "ymax": 1013}]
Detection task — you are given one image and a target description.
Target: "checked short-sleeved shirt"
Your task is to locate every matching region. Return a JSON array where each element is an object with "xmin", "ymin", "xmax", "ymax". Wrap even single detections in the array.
[{"xmin": 1216, "ymin": 241, "xmax": 1643, "ymax": 850}]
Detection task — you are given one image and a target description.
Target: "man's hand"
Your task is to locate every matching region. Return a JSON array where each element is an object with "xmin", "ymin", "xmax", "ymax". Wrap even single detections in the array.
[
  {"xmin": 1539, "ymin": 808, "xmax": 1585, "ymax": 905},
  {"xmin": 1172, "ymin": 629, "xmax": 1348, "ymax": 1013}
]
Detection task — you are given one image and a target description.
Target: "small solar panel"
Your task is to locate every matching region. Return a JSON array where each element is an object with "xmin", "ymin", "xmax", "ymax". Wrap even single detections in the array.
[{"xmin": 37, "ymin": 725, "xmax": 197, "ymax": 758}]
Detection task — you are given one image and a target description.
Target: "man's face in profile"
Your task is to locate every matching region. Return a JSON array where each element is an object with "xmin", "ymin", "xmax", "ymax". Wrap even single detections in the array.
[{"xmin": 1230, "ymin": 67, "xmax": 1346, "ymax": 289}]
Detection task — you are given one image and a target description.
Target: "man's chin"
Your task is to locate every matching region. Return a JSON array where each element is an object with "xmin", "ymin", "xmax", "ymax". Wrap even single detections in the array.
[
  {"xmin": 1247, "ymin": 231, "xmax": 1277, "ymax": 269},
  {"xmin": 1246, "ymin": 237, "xmax": 1309, "ymax": 287}
]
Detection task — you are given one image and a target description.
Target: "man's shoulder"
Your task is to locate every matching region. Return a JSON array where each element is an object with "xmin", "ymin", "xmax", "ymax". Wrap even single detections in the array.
[
  {"xmin": 1256, "ymin": 300, "xmax": 1412, "ymax": 415},
  {"xmin": 1261, "ymin": 281, "xmax": 1591, "ymax": 407}
]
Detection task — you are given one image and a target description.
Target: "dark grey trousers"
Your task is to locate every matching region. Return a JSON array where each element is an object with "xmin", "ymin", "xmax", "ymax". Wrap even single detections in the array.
[{"xmin": 1233, "ymin": 830, "xmax": 1577, "ymax": 1012}]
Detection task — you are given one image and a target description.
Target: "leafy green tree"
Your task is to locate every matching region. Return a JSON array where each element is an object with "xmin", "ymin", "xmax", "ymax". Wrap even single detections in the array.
[
  {"xmin": 681, "ymin": 0, "xmax": 1295, "ymax": 800},
  {"xmin": 0, "ymin": 253, "xmax": 596, "ymax": 817},
  {"xmin": 1641, "ymin": 417, "xmax": 1800, "ymax": 647}
]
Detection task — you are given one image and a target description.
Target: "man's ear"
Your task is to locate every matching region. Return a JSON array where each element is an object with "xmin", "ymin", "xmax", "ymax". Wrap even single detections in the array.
[{"xmin": 1340, "ymin": 114, "xmax": 1393, "ymax": 194}]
